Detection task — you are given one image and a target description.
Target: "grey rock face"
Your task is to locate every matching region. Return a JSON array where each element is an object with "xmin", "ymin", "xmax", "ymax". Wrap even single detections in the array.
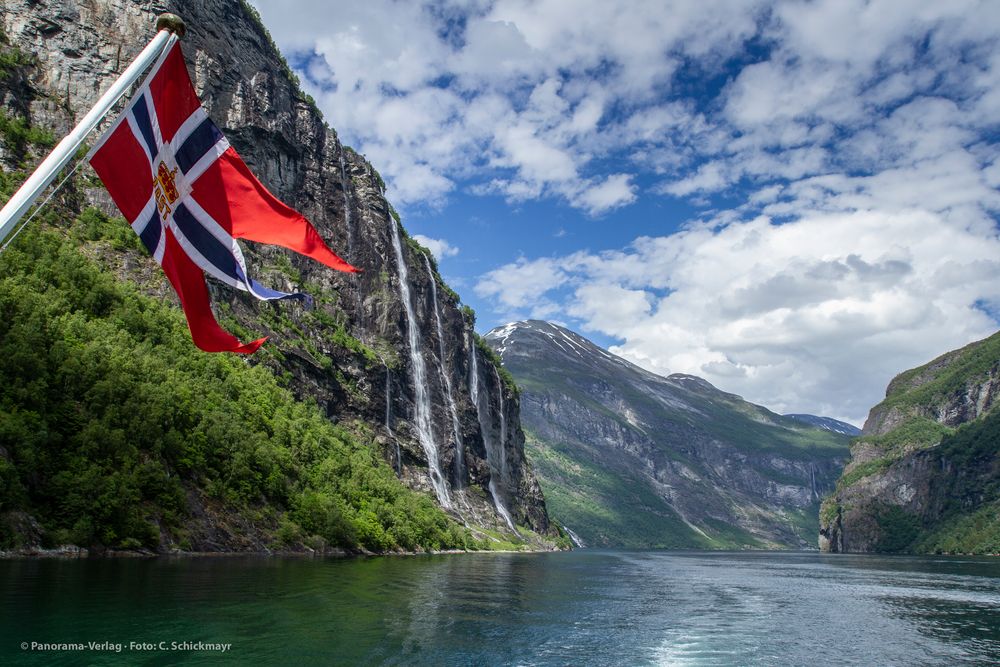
[
  {"xmin": 1, "ymin": 0, "xmax": 552, "ymax": 537},
  {"xmin": 820, "ymin": 331, "xmax": 1000, "ymax": 553},
  {"xmin": 486, "ymin": 320, "xmax": 851, "ymax": 549}
]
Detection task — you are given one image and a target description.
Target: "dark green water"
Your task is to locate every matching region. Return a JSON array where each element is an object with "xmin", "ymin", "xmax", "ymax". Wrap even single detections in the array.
[{"xmin": 2, "ymin": 550, "xmax": 999, "ymax": 665}]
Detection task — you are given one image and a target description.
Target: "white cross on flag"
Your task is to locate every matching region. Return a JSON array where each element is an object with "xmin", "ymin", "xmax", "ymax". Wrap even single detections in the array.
[{"xmin": 89, "ymin": 38, "xmax": 357, "ymax": 353}]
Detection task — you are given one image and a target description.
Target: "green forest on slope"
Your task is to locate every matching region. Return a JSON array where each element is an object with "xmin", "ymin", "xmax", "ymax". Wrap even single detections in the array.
[
  {"xmin": 894, "ymin": 409, "xmax": 1000, "ymax": 554},
  {"xmin": 0, "ymin": 205, "xmax": 480, "ymax": 553},
  {"xmin": 0, "ymin": 59, "xmax": 486, "ymax": 553}
]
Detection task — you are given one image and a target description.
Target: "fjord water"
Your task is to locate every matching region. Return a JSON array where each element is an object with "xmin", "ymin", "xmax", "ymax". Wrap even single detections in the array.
[{"xmin": 2, "ymin": 551, "xmax": 998, "ymax": 665}]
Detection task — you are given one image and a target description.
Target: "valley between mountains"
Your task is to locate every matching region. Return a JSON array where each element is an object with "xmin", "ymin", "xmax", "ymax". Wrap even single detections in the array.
[
  {"xmin": 486, "ymin": 320, "xmax": 853, "ymax": 549},
  {"xmin": 1, "ymin": 1, "xmax": 997, "ymax": 558}
]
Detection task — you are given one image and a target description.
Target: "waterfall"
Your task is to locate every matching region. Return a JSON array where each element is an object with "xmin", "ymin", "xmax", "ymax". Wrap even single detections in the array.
[
  {"xmin": 494, "ymin": 366, "xmax": 510, "ymax": 483},
  {"xmin": 492, "ymin": 366, "xmax": 518, "ymax": 535},
  {"xmin": 564, "ymin": 525, "xmax": 585, "ymax": 548},
  {"xmin": 384, "ymin": 363, "xmax": 392, "ymax": 435},
  {"xmin": 388, "ymin": 220, "xmax": 450, "ymax": 508},
  {"xmin": 383, "ymin": 359, "xmax": 399, "ymax": 474},
  {"xmin": 338, "ymin": 152, "xmax": 355, "ymax": 260},
  {"xmin": 423, "ymin": 254, "xmax": 466, "ymax": 488},
  {"xmin": 469, "ymin": 334, "xmax": 516, "ymax": 532}
]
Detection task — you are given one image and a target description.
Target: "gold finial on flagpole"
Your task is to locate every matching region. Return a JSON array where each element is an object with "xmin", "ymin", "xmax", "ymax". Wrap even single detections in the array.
[{"xmin": 156, "ymin": 13, "xmax": 186, "ymax": 38}]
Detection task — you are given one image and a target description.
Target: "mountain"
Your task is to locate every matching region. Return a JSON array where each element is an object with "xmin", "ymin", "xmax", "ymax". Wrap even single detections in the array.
[
  {"xmin": 0, "ymin": 1, "xmax": 559, "ymax": 553},
  {"xmin": 820, "ymin": 331, "xmax": 1000, "ymax": 554},
  {"xmin": 485, "ymin": 320, "xmax": 852, "ymax": 549},
  {"xmin": 783, "ymin": 414, "xmax": 861, "ymax": 436}
]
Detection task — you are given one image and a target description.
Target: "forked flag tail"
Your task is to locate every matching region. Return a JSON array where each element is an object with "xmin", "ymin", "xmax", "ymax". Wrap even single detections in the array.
[{"xmin": 87, "ymin": 22, "xmax": 358, "ymax": 354}]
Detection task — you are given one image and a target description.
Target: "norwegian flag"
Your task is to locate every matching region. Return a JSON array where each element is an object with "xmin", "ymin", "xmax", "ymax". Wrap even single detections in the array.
[{"xmin": 88, "ymin": 38, "xmax": 357, "ymax": 353}]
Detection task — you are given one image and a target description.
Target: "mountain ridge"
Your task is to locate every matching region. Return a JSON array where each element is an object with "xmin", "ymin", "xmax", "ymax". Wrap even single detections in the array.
[
  {"xmin": 486, "ymin": 319, "xmax": 851, "ymax": 549},
  {"xmin": 783, "ymin": 414, "xmax": 861, "ymax": 436}
]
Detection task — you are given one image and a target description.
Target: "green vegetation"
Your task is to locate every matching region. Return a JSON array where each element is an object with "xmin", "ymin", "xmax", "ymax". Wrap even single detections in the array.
[
  {"xmin": 829, "ymin": 414, "xmax": 953, "ymax": 494},
  {"xmin": 935, "ymin": 405, "xmax": 1000, "ymax": 468},
  {"xmin": 474, "ymin": 333, "xmax": 518, "ymax": 397},
  {"xmin": 873, "ymin": 505, "xmax": 921, "ymax": 553},
  {"xmin": 387, "ymin": 203, "xmax": 401, "ymax": 225},
  {"xmin": 403, "ymin": 231, "xmax": 432, "ymax": 264},
  {"xmin": 836, "ymin": 458, "xmax": 893, "ymax": 489},
  {"xmin": 882, "ymin": 331, "xmax": 1000, "ymax": 412},
  {"xmin": 693, "ymin": 399, "xmax": 850, "ymax": 459},
  {"xmin": 700, "ymin": 517, "xmax": 767, "ymax": 549},
  {"xmin": 830, "ymin": 406, "xmax": 1000, "ymax": 554},
  {"xmin": 269, "ymin": 253, "xmax": 302, "ymax": 284},
  {"xmin": 522, "ymin": 430, "xmax": 785, "ymax": 549},
  {"xmin": 786, "ymin": 502, "xmax": 823, "ymax": 546},
  {"xmin": 826, "ymin": 328, "xmax": 999, "ymax": 554},
  {"xmin": 0, "ymin": 44, "xmax": 32, "ymax": 78},
  {"xmin": 307, "ymin": 308, "xmax": 379, "ymax": 367},
  {"xmin": 917, "ymin": 408, "xmax": 1000, "ymax": 550},
  {"xmin": 371, "ymin": 166, "xmax": 386, "ymax": 193},
  {"xmin": 852, "ymin": 416, "xmax": 952, "ymax": 456},
  {"xmin": 0, "ymin": 211, "xmax": 480, "ymax": 553},
  {"xmin": 0, "ymin": 109, "xmax": 54, "ymax": 156},
  {"xmin": 0, "ymin": 29, "xmax": 543, "ymax": 556},
  {"xmin": 524, "ymin": 432, "xmax": 714, "ymax": 549},
  {"xmin": 913, "ymin": 501, "xmax": 1000, "ymax": 554},
  {"xmin": 819, "ymin": 498, "xmax": 839, "ymax": 526}
]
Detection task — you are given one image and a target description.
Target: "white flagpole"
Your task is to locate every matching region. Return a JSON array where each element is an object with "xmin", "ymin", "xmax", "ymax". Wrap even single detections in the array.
[{"xmin": 0, "ymin": 14, "xmax": 186, "ymax": 246}]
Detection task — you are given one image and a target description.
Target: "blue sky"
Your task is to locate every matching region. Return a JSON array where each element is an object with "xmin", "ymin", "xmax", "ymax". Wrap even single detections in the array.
[{"xmin": 252, "ymin": 0, "xmax": 1000, "ymax": 425}]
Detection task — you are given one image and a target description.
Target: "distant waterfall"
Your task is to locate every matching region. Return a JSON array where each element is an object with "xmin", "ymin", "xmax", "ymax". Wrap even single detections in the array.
[
  {"xmin": 423, "ymin": 254, "xmax": 466, "ymax": 488},
  {"xmin": 494, "ymin": 366, "xmax": 510, "ymax": 483},
  {"xmin": 384, "ymin": 363, "xmax": 392, "ymax": 435},
  {"xmin": 564, "ymin": 525, "xmax": 585, "ymax": 548},
  {"xmin": 338, "ymin": 152, "xmax": 355, "ymax": 259},
  {"xmin": 469, "ymin": 334, "xmax": 516, "ymax": 531},
  {"xmin": 388, "ymin": 220, "xmax": 450, "ymax": 508},
  {"xmin": 383, "ymin": 359, "xmax": 399, "ymax": 474}
]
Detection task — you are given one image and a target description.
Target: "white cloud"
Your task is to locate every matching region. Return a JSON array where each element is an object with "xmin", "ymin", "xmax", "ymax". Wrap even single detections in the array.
[
  {"xmin": 412, "ymin": 235, "xmax": 459, "ymax": 261},
  {"xmin": 478, "ymin": 209, "xmax": 1000, "ymax": 424},
  {"xmin": 573, "ymin": 174, "xmax": 637, "ymax": 215},
  {"xmin": 475, "ymin": 256, "xmax": 568, "ymax": 318},
  {"xmin": 248, "ymin": 0, "xmax": 764, "ymax": 211},
  {"xmin": 251, "ymin": 0, "xmax": 1000, "ymax": 421},
  {"xmin": 252, "ymin": 0, "xmax": 1000, "ymax": 213},
  {"xmin": 659, "ymin": 162, "xmax": 728, "ymax": 197}
]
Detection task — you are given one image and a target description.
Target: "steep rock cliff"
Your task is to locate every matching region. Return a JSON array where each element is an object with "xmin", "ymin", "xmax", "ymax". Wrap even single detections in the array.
[
  {"xmin": 820, "ymin": 331, "xmax": 1000, "ymax": 553},
  {"xmin": 0, "ymin": 0, "xmax": 554, "ymax": 548},
  {"xmin": 486, "ymin": 320, "xmax": 852, "ymax": 549}
]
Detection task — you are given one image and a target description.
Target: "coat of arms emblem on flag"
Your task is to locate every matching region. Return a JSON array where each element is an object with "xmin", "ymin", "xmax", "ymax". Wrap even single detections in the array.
[{"xmin": 88, "ymin": 37, "xmax": 357, "ymax": 353}]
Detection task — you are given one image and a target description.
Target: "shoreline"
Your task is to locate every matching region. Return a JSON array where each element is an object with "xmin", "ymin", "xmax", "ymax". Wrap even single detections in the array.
[
  {"xmin": 0, "ymin": 544, "xmax": 562, "ymax": 560},
  {"xmin": 2, "ymin": 544, "xmax": 996, "ymax": 560}
]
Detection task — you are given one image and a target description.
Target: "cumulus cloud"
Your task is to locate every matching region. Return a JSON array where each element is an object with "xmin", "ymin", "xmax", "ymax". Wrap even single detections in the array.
[
  {"xmin": 249, "ymin": 0, "xmax": 761, "ymax": 211},
  {"xmin": 475, "ymin": 256, "xmax": 567, "ymax": 317},
  {"xmin": 253, "ymin": 1, "xmax": 1000, "ymax": 213},
  {"xmin": 251, "ymin": 0, "xmax": 1000, "ymax": 421},
  {"xmin": 479, "ymin": 210, "xmax": 1000, "ymax": 424},
  {"xmin": 411, "ymin": 235, "xmax": 459, "ymax": 261}
]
